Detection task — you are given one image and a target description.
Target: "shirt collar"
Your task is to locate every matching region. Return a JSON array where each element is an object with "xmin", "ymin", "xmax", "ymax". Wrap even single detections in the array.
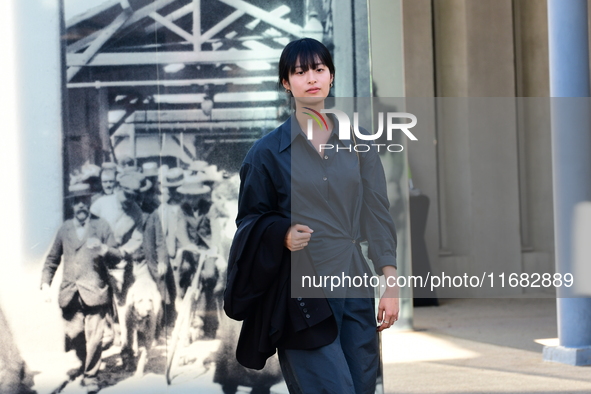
[
  {"xmin": 73, "ymin": 216, "xmax": 89, "ymax": 229},
  {"xmin": 279, "ymin": 112, "xmax": 346, "ymax": 152}
]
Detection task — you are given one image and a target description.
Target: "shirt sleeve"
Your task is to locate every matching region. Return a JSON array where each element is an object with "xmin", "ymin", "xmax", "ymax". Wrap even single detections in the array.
[
  {"xmin": 236, "ymin": 162, "xmax": 278, "ymax": 227},
  {"xmin": 40, "ymin": 226, "xmax": 64, "ymax": 288},
  {"xmin": 359, "ymin": 148, "xmax": 398, "ymax": 274},
  {"xmin": 100, "ymin": 219, "xmax": 122, "ymax": 261}
]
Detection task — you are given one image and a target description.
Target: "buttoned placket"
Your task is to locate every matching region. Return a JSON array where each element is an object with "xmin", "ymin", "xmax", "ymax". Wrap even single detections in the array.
[{"xmin": 299, "ymin": 132, "xmax": 338, "ymax": 202}]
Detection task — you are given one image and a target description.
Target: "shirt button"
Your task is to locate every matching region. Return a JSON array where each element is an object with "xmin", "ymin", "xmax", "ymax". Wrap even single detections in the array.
[
  {"xmin": 322, "ymin": 176, "xmax": 327, "ymax": 181},
  {"xmin": 352, "ymin": 239, "xmax": 356, "ymax": 243},
  {"xmin": 300, "ymin": 302, "xmax": 305, "ymax": 307},
  {"xmin": 306, "ymin": 314, "xmax": 311, "ymax": 318},
  {"xmin": 303, "ymin": 308, "xmax": 308, "ymax": 313},
  {"xmin": 324, "ymin": 155, "xmax": 329, "ymax": 160},
  {"xmin": 297, "ymin": 297, "xmax": 302, "ymax": 301}
]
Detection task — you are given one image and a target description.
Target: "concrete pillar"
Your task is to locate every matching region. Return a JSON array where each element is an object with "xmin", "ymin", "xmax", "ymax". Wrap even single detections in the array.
[
  {"xmin": 433, "ymin": 0, "xmax": 468, "ymax": 97},
  {"xmin": 432, "ymin": 0, "xmax": 522, "ymax": 296},
  {"xmin": 543, "ymin": 0, "xmax": 591, "ymax": 366},
  {"xmin": 512, "ymin": 0, "xmax": 555, "ymax": 282},
  {"xmin": 401, "ymin": 1, "xmax": 441, "ymax": 296},
  {"xmin": 514, "ymin": 0, "xmax": 550, "ymax": 97}
]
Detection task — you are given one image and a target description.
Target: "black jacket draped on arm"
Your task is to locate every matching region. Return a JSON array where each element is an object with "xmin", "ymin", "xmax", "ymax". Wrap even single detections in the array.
[{"xmin": 224, "ymin": 211, "xmax": 337, "ymax": 370}]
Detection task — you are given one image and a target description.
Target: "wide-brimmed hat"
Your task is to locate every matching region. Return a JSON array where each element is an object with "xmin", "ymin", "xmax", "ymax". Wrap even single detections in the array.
[
  {"xmin": 118, "ymin": 173, "xmax": 141, "ymax": 193},
  {"xmin": 161, "ymin": 167, "xmax": 184, "ymax": 187},
  {"xmin": 79, "ymin": 163, "xmax": 101, "ymax": 182},
  {"xmin": 188, "ymin": 160, "xmax": 208, "ymax": 173},
  {"xmin": 192, "ymin": 165, "xmax": 223, "ymax": 184},
  {"xmin": 66, "ymin": 183, "xmax": 93, "ymax": 199},
  {"xmin": 129, "ymin": 171, "xmax": 152, "ymax": 193},
  {"xmin": 142, "ymin": 162, "xmax": 159, "ymax": 177},
  {"xmin": 178, "ymin": 176, "xmax": 211, "ymax": 195},
  {"xmin": 116, "ymin": 165, "xmax": 141, "ymax": 183},
  {"xmin": 119, "ymin": 155, "xmax": 135, "ymax": 168},
  {"xmin": 101, "ymin": 162, "xmax": 118, "ymax": 172}
]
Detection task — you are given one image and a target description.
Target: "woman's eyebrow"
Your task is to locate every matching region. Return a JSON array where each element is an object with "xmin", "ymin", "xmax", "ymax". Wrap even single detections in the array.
[{"xmin": 294, "ymin": 63, "xmax": 324, "ymax": 69}]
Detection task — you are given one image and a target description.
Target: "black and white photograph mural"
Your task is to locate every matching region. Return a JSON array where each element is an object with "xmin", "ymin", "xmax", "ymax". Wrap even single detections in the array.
[{"xmin": 0, "ymin": 0, "xmax": 386, "ymax": 393}]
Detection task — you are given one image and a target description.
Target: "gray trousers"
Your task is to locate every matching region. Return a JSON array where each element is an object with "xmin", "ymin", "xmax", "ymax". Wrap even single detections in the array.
[
  {"xmin": 62, "ymin": 293, "xmax": 107, "ymax": 386},
  {"xmin": 278, "ymin": 298, "xmax": 379, "ymax": 394}
]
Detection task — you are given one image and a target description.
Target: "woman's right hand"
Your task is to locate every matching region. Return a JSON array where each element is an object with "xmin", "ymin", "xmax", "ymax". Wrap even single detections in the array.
[{"xmin": 284, "ymin": 224, "xmax": 314, "ymax": 251}]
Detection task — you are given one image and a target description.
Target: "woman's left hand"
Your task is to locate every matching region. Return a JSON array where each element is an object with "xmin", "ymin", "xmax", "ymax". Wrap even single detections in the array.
[
  {"xmin": 377, "ymin": 266, "xmax": 399, "ymax": 332},
  {"xmin": 376, "ymin": 289, "xmax": 399, "ymax": 332}
]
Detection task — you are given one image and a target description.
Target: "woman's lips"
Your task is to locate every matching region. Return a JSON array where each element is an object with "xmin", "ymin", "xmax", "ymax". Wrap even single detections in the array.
[{"xmin": 306, "ymin": 88, "xmax": 321, "ymax": 93}]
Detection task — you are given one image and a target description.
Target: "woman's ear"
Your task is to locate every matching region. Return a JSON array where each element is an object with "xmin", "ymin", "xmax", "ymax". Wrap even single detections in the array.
[{"xmin": 282, "ymin": 79, "xmax": 290, "ymax": 91}]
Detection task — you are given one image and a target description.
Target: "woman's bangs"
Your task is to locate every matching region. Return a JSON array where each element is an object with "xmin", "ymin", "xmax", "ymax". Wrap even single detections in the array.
[{"xmin": 290, "ymin": 45, "xmax": 324, "ymax": 73}]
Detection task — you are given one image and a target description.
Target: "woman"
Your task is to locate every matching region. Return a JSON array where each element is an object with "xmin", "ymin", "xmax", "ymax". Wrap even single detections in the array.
[{"xmin": 233, "ymin": 38, "xmax": 399, "ymax": 394}]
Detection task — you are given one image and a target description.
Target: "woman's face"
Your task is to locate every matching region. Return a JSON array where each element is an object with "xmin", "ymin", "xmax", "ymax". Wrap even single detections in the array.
[{"xmin": 282, "ymin": 57, "xmax": 333, "ymax": 107}]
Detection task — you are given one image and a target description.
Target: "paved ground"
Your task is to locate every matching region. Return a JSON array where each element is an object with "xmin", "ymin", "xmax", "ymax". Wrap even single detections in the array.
[{"xmin": 382, "ymin": 298, "xmax": 591, "ymax": 394}]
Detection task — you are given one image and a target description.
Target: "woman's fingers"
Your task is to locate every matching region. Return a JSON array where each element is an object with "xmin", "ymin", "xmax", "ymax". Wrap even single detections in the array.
[
  {"xmin": 293, "ymin": 224, "xmax": 314, "ymax": 234},
  {"xmin": 292, "ymin": 226, "xmax": 312, "ymax": 244},
  {"xmin": 376, "ymin": 305, "xmax": 385, "ymax": 324},
  {"xmin": 376, "ymin": 297, "xmax": 400, "ymax": 332},
  {"xmin": 285, "ymin": 224, "xmax": 313, "ymax": 251},
  {"xmin": 293, "ymin": 233, "xmax": 311, "ymax": 243}
]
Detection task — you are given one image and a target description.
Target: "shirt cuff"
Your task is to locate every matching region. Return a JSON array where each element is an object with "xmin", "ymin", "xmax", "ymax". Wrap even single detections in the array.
[{"xmin": 374, "ymin": 255, "xmax": 397, "ymax": 275}]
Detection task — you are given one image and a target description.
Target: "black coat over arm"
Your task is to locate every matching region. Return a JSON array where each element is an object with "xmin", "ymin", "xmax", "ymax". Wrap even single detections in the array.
[{"xmin": 224, "ymin": 212, "xmax": 337, "ymax": 370}]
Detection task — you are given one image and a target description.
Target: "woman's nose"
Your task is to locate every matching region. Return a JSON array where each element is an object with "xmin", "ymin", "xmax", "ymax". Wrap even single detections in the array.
[{"xmin": 306, "ymin": 71, "xmax": 317, "ymax": 83}]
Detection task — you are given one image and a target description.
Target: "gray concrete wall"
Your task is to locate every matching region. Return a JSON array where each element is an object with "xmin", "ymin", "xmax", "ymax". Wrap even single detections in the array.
[
  {"xmin": 431, "ymin": 0, "xmax": 523, "ymax": 296},
  {"xmin": 395, "ymin": 0, "xmax": 556, "ymax": 296},
  {"xmin": 401, "ymin": 0, "xmax": 442, "ymax": 287},
  {"xmin": 513, "ymin": 0, "xmax": 555, "ymax": 281}
]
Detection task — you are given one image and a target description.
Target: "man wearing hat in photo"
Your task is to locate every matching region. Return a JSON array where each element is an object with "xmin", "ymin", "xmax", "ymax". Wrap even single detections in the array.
[
  {"xmin": 176, "ymin": 176, "xmax": 221, "ymax": 339},
  {"xmin": 141, "ymin": 204, "xmax": 177, "ymax": 332},
  {"xmin": 91, "ymin": 162, "xmax": 118, "ymax": 204},
  {"xmin": 90, "ymin": 173, "xmax": 145, "ymax": 346},
  {"xmin": 127, "ymin": 171, "xmax": 152, "ymax": 212},
  {"xmin": 41, "ymin": 183, "xmax": 121, "ymax": 393},
  {"xmin": 156, "ymin": 167, "xmax": 188, "ymax": 312},
  {"xmin": 158, "ymin": 167, "xmax": 184, "ymax": 257},
  {"xmin": 91, "ymin": 173, "xmax": 144, "ymax": 247},
  {"xmin": 191, "ymin": 165, "xmax": 223, "ymax": 218},
  {"xmin": 139, "ymin": 162, "xmax": 160, "ymax": 214}
]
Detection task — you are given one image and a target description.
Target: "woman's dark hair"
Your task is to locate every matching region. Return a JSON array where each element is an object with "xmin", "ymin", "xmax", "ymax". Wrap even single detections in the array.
[{"xmin": 278, "ymin": 38, "xmax": 335, "ymax": 88}]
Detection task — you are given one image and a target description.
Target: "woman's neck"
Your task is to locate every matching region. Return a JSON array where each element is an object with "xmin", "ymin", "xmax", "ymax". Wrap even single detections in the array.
[{"xmin": 293, "ymin": 102, "xmax": 333, "ymax": 136}]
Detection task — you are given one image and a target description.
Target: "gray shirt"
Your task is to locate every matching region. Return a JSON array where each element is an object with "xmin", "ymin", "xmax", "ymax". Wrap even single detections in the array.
[{"xmin": 238, "ymin": 115, "xmax": 397, "ymax": 297}]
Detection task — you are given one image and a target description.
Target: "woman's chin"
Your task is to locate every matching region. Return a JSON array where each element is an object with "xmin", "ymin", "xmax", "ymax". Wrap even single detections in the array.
[{"xmin": 294, "ymin": 95, "xmax": 327, "ymax": 107}]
